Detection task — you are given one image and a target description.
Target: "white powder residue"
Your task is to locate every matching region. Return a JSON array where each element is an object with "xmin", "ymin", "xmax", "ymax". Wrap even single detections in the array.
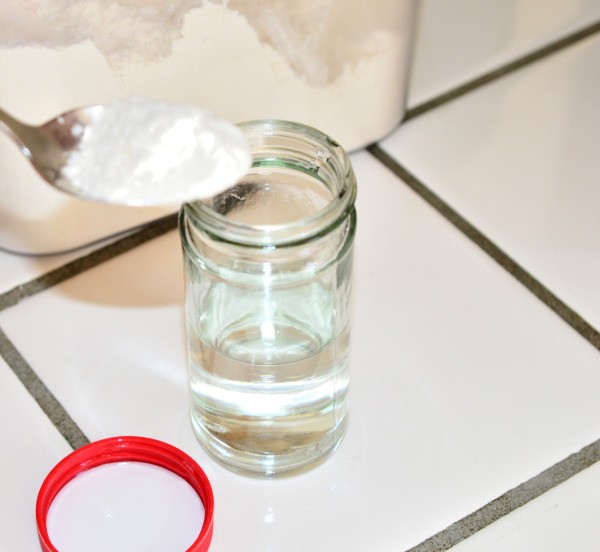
[
  {"xmin": 1, "ymin": 0, "xmax": 414, "ymax": 87},
  {"xmin": 0, "ymin": 0, "xmax": 203, "ymax": 67},
  {"xmin": 60, "ymin": 97, "xmax": 251, "ymax": 205}
]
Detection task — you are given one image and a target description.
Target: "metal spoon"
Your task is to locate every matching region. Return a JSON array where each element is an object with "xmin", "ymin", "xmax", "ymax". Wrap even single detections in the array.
[
  {"xmin": 0, "ymin": 105, "xmax": 103, "ymax": 195},
  {"xmin": 0, "ymin": 102, "xmax": 251, "ymax": 206}
]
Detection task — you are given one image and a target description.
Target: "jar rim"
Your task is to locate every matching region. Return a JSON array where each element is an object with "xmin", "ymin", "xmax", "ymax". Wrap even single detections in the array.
[{"xmin": 181, "ymin": 120, "xmax": 357, "ymax": 247}]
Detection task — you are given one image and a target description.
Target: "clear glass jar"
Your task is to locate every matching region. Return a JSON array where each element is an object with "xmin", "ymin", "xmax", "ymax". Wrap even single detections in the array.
[{"xmin": 179, "ymin": 120, "xmax": 357, "ymax": 477}]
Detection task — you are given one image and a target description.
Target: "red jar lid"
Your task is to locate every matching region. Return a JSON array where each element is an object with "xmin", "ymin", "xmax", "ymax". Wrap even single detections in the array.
[{"xmin": 36, "ymin": 436, "xmax": 214, "ymax": 552}]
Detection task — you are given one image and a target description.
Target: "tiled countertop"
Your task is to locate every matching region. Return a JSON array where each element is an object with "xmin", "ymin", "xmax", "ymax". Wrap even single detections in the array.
[{"xmin": 1, "ymin": 1, "xmax": 600, "ymax": 550}]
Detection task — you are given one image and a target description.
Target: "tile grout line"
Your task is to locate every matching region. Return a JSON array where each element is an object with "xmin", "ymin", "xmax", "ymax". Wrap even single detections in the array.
[
  {"xmin": 404, "ymin": 19, "xmax": 600, "ymax": 121},
  {"xmin": 370, "ymin": 99, "xmax": 600, "ymax": 549},
  {"xmin": 404, "ymin": 439, "xmax": 600, "ymax": 552},
  {"xmin": 368, "ymin": 146, "xmax": 600, "ymax": 351},
  {"xmin": 368, "ymin": 18, "xmax": 600, "ymax": 552},
  {"xmin": 0, "ymin": 213, "xmax": 177, "ymax": 450},
  {"xmin": 3, "ymin": 20, "xmax": 597, "ymax": 311},
  {"xmin": 0, "ymin": 325, "xmax": 90, "ymax": 450},
  {"xmin": 0, "ymin": 212, "xmax": 178, "ymax": 312}
]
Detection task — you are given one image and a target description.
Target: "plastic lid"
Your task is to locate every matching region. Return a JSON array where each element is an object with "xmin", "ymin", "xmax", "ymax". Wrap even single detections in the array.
[{"xmin": 36, "ymin": 436, "xmax": 214, "ymax": 552}]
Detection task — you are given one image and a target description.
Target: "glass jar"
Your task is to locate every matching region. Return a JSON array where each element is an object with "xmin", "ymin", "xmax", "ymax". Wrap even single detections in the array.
[{"xmin": 179, "ymin": 120, "xmax": 357, "ymax": 477}]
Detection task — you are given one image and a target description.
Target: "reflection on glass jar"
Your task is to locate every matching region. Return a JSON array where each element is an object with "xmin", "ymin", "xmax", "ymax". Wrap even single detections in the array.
[{"xmin": 179, "ymin": 120, "xmax": 357, "ymax": 477}]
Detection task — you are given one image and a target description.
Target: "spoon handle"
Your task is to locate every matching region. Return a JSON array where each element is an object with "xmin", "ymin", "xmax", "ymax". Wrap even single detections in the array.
[
  {"xmin": 0, "ymin": 108, "xmax": 66, "ymax": 183},
  {"xmin": 0, "ymin": 108, "xmax": 31, "ymax": 154}
]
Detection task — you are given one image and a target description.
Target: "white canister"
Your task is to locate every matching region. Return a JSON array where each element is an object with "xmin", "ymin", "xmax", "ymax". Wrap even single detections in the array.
[{"xmin": 0, "ymin": 0, "xmax": 416, "ymax": 253}]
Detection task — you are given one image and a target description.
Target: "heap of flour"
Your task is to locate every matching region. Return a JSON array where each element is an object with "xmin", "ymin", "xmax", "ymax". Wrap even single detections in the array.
[
  {"xmin": 1, "ymin": 0, "xmax": 404, "ymax": 85},
  {"xmin": 60, "ymin": 97, "xmax": 251, "ymax": 206}
]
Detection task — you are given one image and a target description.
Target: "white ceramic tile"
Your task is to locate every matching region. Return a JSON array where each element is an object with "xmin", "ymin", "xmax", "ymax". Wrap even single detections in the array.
[
  {"xmin": 0, "ymin": 357, "xmax": 72, "ymax": 550},
  {"xmin": 0, "ymin": 230, "xmax": 190, "ymax": 440},
  {"xmin": 1, "ymin": 153, "xmax": 599, "ymax": 550},
  {"xmin": 449, "ymin": 461, "xmax": 600, "ymax": 552},
  {"xmin": 409, "ymin": 0, "xmax": 600, "ymax": 106},
  {"xmin": 385, "ymin": 34, "xmax": 600, "ymax": 331}
]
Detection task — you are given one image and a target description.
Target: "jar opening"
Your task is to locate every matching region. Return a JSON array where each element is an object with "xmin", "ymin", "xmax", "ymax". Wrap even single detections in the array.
[
  {"xmin": 182, "ymin": 120, "xmax": 356, "ymax": 247},
  {"xmin": 208, "ymin": 166, "xmax": 333, "ymax": 226}
]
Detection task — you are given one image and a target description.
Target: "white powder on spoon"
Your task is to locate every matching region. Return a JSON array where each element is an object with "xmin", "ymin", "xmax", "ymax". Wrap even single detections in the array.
[{"xmin": 60, "ymin": 96, "xmax": 251, "ymax": 206}]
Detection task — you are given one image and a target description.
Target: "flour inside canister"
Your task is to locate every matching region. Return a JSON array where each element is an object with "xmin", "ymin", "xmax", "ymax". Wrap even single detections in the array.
[{"xmin": 1, "ymin": 0, "xmax": 416, "ymax": 150}]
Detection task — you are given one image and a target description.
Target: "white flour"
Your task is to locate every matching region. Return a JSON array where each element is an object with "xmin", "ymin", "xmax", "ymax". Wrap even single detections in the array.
[{"xmin": 60, "ymin": 97, "xmax": 251, "ymax": 205}]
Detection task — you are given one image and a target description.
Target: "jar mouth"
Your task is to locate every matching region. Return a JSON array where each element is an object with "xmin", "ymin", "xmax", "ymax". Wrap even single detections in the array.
[{"xmin": 182, "ymin": 120, "xmax": 357, "ymax": 247}]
